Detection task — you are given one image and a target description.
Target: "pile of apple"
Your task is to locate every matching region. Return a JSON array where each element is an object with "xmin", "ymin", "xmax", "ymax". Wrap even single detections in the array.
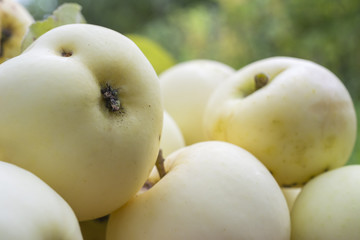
[{"xmin": 0, "ymin": 1, "xmax": 359, "ymax": 240}]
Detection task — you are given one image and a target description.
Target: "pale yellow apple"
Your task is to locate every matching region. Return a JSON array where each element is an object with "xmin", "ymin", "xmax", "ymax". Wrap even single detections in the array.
[
  {"xmin": 204, "ymin": 56, "xmax": 356, "ymax": 187},
  {"xmin": 133, "ymin": 111, "xmax": 185, "ymax": 196},
  {"xmin": 159, "ymin": 59, "xmax": 235, "ymax": 145},
  {"xmin": 291, "ymin": 165, "xmax": 360, "ymax": 240},
  {"xmin": 0, "ymin": 0, "xmax": 34, "ymax": 63},
  {"xmin": 106, "ymin": 141, "xmax": 290, "ymax": 240},
  {"xmin": 0, "ymin": 24, "xmax": 163, "ymax": 221},
  {"xmin": 0, "ymin": 161, "xmax": 82, "ymax": 239},
  {"xmin": 161, "ymin": 111, "xmax": 185, "ymax": 158},
  {"xmin": 281, "ymin": 187, "xmax": 301, "ymax": 212}
]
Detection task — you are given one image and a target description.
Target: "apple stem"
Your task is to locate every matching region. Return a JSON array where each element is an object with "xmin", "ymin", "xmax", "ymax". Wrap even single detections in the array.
[
  {"xmin": 155, "ymin": 149, "xmax": 167, "ymax": 179},
  {"xmin": 254, "ymin": 72, "xmax": 269, "ymax": 90}
]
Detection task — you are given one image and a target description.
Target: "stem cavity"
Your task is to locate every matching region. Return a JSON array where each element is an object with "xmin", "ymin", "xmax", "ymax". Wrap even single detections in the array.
[{"xmin": 254, "ymin": 72, "xmax": 269, "ymax": 90}]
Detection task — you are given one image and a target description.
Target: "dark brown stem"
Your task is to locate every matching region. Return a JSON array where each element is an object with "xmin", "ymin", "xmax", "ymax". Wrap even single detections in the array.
[{"xmin": 155, "ymin": 149, "xmax": 166, "ymax": 179}]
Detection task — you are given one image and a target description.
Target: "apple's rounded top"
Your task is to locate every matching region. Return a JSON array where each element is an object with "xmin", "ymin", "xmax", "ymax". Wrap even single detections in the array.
[
  {"xmin": 108, "ymin": 140, "xmax": 291, "ymax": 240},
  {"xmin": 159, "ymin": 59, "xmax": 236, "ymax": 80},
  {"xmin": 291, "ymin": 165, "xmax": 360, "ymax": 239},
  {"xmin": 22, "ymin": 23, "xmax": 158, "ymax": 86}
]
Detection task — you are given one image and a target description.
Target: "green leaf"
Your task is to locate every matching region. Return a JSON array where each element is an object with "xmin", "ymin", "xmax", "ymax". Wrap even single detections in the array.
[{"xmin": 21, "ymin": 3, "xmax": 86, "ymax": 52}]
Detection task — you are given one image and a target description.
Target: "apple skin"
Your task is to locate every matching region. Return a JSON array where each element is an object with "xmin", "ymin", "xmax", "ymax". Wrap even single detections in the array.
[
  {"xmin": 0, "ymin": 0, "xmax": 34, "ymax": 63},
  {"xmin": 0, "ymin": 161, "xmax": 82, "ymax": 240},
  {"xmin": 106, "ymin": 141, "xmax": 290, "ymax": 240},
  {"xmin": 136, "ymin": 111, "xmax": 185, "ymax": 195},
  {"xmin": 204, "ymin": 56, "xmax": 357, "ymax": 187},
  {"xmin": 0, "ymin": 24, "xmax": 163, "ymax": 221},
  {"xmin": 290, "ymin": 165, "xmax": 360, "ymax": 240},
  {"xmin": 159, "ymin": 59, "xmax": 235, "ymax": 145},
  {"xmin": 160, "ymin": 111, "xmax": 185, "ymax": 158}
]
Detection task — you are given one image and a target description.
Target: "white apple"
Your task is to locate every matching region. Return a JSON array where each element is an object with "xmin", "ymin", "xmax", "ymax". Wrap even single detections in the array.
[
  {"xmin": 159, "ymin": 59, "xmax": 235, "ymax": 145},
  {"xmin": 160, "ymin": 111, "xmax": 185, "ymax": 158},
  {"xmin": 136, "ymin": 111, "xmax": 185, "ymax": 195},
  {"xmin": 140, "ymin": 111, "xmax": 185, "ymax": 190},
  {"xmin": 106, "ymin": 141, "xmax": 290, "ymax": 240},
  {"xmin": 0, "ymin": 161, "xmax": 82, "ymax": 239},
  {"xmin": 204, "ymin": 56, "xmax": 357, "ymax": 187},
  {"xmin": 0, "ymin": 23, "xmax": 163, "ymax": 221},
  {"xmin": 281, "ymin": 187, "xmax": 301, "ymax": 212},
  {"xmin": 0, "ymin": 0, "xmax": 34, "ymax": 63},
  {"xmin": 290, "ymin": 165, "xmax": 360, "ymax": 240}
]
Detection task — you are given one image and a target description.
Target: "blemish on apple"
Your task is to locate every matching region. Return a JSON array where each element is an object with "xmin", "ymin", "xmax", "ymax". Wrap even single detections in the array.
[{"xmin": 101, "ymin": 82, "xmax": 122, "ymax": 112}]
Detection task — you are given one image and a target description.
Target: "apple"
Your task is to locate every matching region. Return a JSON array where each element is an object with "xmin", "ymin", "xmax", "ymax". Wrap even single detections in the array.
[
  {"xmin": 159, "ymin": 59, "xmax": 235, "ymax": 145},
  {"xmin": 139, "ymin": 111, "xmax": 185, "ymax": 188},
  {"xmin": 0, "ymin": 161, "xmax": 82, "ymax": 239},
  {"xmin": 161, "ymin": 111, "xmax": 185, "ymax": 158},
  {"xmin": 0, "ymin": 23, "xmax": 163, "ymax": 221},
  {"xmin": 204, "ymin": 56, "xmax": 357, "ymax": 187},
  {"xmin": 290, "ymin": 165, "xmax": 360, "ymax": 240},
  {"xmin": 0, "ymin": 0, "xmax": 34, "ymax": 63},
  {"xmin": 106, "ymin": 141, "xmax": 290, "ymax": 240},
  {"xmin": 281, "ymin": 187, "xmax": 301, "ymax": 212}
]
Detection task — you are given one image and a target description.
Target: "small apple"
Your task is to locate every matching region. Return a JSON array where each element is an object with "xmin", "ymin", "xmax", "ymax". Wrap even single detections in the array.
[
  {"xmin": 290, "ymin": 165, "xmax": 360, "ymax": 240},
  {"xmin": 161, "ymin": 111, "xmax": 185, "ymax": 158},
  {"xmin": 159, "ymin": 59, "xmax": 235, "ymax": 145},
  {"xmin": 0, "ymin": 161, "xmax": 82, "ymax": 239},
  {"xmin": 137, "ymin": 111, "xmax": 185, "ymax": 195},
  {"xmin": 0, "ymin": 24, "xmax": 163, "ymax": 221},
  {"xmin": 0, "ymin": 0, "xmax": 34, "ymax": 63},
  {"xmin": 139, "ymin": 111, "xmax": 185, "ymax": 188},
  {"xmin": 204, "ymin": 56, "xmax": 357, "ymax": 187},
  {"xmin": 106, "ymin": 141, "xmax": 290, "ymax": 240}
]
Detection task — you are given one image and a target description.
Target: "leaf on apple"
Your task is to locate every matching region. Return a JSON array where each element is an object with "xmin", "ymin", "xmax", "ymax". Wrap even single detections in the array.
[{"xmin": 21, "ymin": 3, "xmax": 86, "ymax": 52}]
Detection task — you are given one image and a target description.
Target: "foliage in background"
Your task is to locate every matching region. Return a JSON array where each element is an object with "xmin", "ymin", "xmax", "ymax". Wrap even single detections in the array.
[
  {"xmin": 21, "ymin": 3, "xmax": 85, "ymax": 51},
  {"xmin": 20, "ymin": 0, "xmax": 360, "ymax": 164},
  {"xmin": 126, "ymin": 34, "xmax": 176, "ymax": 75}
]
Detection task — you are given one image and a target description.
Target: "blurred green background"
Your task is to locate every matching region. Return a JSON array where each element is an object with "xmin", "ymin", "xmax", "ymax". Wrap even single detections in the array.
[{"xmin": 19, "ymin": 0, "xmax": 360, "ymax": 164}]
